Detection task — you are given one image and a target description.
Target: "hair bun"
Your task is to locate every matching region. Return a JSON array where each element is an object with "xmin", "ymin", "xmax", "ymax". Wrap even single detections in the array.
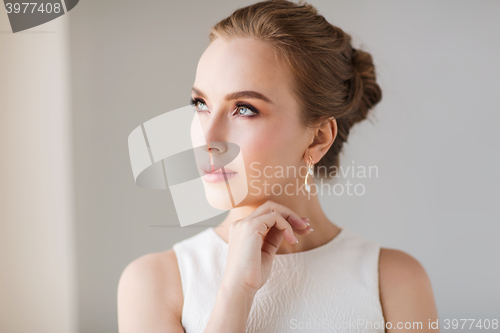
[{"xmin": 348, "ymin": 47, "xmax": 382, "ymax": 127}]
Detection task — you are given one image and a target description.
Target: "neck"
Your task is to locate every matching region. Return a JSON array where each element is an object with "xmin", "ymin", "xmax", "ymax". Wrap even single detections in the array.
[{"xmin": 215, "ymin": 187, "xmax": 341, "ymax": 254}]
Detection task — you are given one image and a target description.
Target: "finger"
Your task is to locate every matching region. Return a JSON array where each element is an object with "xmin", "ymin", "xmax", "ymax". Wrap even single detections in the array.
[
  {"xmin": 294, "ymin": 224, "xmax": 313, "ymax": 236},
  {"xmin": 251, "ymin": 211, "xmax": 297, "ymax": 244},
  {"xmin": 261, "ymin": 226, "xmax": 284, "ymax": 256},
  {"xmin": 244, "ymin": 200, "xmax": 309, "ymax": 231}
]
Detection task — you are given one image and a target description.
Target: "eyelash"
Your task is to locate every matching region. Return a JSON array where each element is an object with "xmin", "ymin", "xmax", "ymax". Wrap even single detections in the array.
[{"xmin": 189, "ymin": 97, "xmax": 260, "ymax": 118}]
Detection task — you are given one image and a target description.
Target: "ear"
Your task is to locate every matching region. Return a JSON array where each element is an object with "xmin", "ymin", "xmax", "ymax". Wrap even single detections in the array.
[{"xmin": 305, "ymin": 117, "xmax": 337, "ymax": 164}]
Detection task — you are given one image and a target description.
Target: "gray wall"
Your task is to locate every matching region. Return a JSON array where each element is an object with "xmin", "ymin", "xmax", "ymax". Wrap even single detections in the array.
[{"xmin": 69, "ymin": 0, "xmax": 500, "ymax": 332}]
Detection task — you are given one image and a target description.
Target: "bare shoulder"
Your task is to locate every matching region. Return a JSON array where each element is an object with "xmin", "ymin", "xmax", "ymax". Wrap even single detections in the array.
[
  {"xmin": 117, "ymin": 249, "xmax": 184, "ymax": 333},
  {"xmin": 379, "ymin": 248, "xmax": 439, "ymax": 332}
]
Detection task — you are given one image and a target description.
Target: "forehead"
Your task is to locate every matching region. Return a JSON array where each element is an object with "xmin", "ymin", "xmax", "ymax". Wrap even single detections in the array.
[{"xmin": 194, "ymin": 37, "xmax": 292, "ymax": 102}]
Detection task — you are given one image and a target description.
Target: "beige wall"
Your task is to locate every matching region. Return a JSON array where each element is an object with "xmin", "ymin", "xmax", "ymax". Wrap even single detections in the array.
[{"xmin": 0, "ymin": 12, "xmax": 77, "ymax": 333}]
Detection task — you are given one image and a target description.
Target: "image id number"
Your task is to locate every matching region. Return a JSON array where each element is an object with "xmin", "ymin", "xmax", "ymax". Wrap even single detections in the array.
[{"xmin": 5, "ymin": 2, "xmax": 62, "ymax": 14}]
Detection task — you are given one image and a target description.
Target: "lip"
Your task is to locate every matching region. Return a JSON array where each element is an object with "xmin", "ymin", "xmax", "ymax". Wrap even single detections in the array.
[
  {"xmin": 200, "ymin": 163, "xmax": 236, "ymax": 174},
  {"xmin": 200, "ymin": 163, "xmax": 238, "ymax": 183}
]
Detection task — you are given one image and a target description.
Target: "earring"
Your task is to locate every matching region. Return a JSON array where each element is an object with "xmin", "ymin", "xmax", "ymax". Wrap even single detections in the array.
[{"xmin": 305, "ymin": 155, "xmax": 314, "ymax": 193}]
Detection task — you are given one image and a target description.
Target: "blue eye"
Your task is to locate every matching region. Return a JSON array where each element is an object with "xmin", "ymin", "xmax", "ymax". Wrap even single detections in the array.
[
  {"xmin": 235, "ymin": 104, "xmax": 258, "ymax": 117},
  {"xmin": 189, "ymin": 97, "xmax": 260, "ymax": 118},
  {"xmin": 190, "ymin": 98, "xmax": 208, "ymax": 111},
  {"xmin": 232, "ymin": 101, "xmax": 260, "ymax": 118}
]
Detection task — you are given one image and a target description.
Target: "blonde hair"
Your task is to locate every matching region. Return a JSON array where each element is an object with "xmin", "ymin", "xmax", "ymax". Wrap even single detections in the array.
[{"xmin": 209, "ymin": 0, "xmax": 382, "ymax": 179}]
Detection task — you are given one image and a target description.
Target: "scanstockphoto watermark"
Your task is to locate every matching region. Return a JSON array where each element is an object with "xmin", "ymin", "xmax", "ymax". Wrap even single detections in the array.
[
  {"xmin": 249, "ymin": 161, "xmax": 379, "ymax": 197},
  {"xmin": 289, "ymin": 318, "xmax": 441, "ymax": 330}
]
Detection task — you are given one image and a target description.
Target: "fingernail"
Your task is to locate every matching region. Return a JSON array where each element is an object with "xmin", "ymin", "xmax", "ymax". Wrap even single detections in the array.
[
  {"xmin": 307, "ymin": 227, "xmax": 314, "ymax": 232},
  {"xmin": 301, "ymin": 217, "xmax": 310, "ymax": 226},
  {"xmin": 294, "ymin": 235, "xmax": 299, "ymax": 243}
]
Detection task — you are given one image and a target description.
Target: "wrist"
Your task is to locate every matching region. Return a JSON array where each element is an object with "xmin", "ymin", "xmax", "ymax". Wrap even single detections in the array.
[
  {"xmin": 206, "ymin": 282, "xmax": 255, "ymax": 333},
  {"xmin": 220, "ymin": 278, "xmax": 257, "ymax": 299},
  {"xmin": 218, "ymin": 280, "xmax": 256, "ymax": 311}
]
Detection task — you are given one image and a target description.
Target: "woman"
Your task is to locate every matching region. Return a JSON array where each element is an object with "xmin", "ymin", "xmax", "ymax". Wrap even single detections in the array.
[{"xmin": 118, "ymin": 0, "xmax": 439, "ymax": 332}]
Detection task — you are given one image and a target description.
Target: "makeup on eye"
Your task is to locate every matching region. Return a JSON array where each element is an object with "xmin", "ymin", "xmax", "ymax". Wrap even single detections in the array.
[
  {"xmin": 190, "ymin": 97, "xmax": 209, "ymax": 111},
  {"xmin": 189, "ymin": 97, "xmax": 260, "ymax": 118}
]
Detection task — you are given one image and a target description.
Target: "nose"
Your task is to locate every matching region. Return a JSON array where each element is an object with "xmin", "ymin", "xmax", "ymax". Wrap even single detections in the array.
[
  {"xmin": 206, "ymin": 141, "xmax": 227, "ymax": 154},
  {"xmin": 195, "ymin": 107, "xmax": 229, "ymax": 154}
]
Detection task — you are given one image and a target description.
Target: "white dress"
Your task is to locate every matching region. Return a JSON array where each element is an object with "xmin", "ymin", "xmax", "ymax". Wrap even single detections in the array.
[{"xmin": 172, "ymin": 226, "xmax": 386, "ymax": 332}]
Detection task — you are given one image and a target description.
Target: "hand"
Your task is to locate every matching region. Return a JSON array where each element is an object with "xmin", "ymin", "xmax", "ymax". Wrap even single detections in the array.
[{"xmin": 220, "ymin": 200, "xmax": 312, "ymax": 296}]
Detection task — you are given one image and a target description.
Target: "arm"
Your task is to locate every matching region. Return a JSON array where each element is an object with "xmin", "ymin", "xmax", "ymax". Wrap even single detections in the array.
[
  {"xmin": 117, "ymin": 250, "xmax": 185, "ymax": 333},
  {"xmin": 203, "ymin": 281, "xmax": 256, "ymax": 333},
  {"xmin": 203, "ymin": 200, "xmax": 311, "ymax": 332},
  {"xmin": 379, "ymin": 248, "xmax": 440, "ymax": 332}
]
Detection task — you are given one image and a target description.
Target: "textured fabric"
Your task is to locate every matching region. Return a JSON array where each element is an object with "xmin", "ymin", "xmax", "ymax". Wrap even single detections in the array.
[{"xmin": 172, "ymin": 226, "xmax": 385, "ymax": 333}]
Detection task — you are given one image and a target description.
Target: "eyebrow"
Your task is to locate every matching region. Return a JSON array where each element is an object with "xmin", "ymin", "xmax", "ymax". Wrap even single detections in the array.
[{"xmin": 191, "ymin": 87, "xmax": 274, "ymax": 105}]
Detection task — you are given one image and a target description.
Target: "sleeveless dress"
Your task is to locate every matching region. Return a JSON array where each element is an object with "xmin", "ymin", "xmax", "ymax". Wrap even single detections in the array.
[{"xmin": 172, "ymin": 226, "xmax": 386, "ymax": 333}]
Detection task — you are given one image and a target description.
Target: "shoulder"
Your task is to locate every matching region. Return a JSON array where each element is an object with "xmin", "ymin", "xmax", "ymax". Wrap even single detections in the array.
[
  {"xmin": 379, "ymin": 248, "xmax": 429, "ymax": 284},
  {"xmin": 118, "ymin": 250, "xmax": 182, "ymax": 294},
  {"xmin": 378, "ymin": 248, "xmax": 439, "ymax": 331},
  {"xmin": 117, "ymin": 249, "xmax": 184, "ymax": 332}
]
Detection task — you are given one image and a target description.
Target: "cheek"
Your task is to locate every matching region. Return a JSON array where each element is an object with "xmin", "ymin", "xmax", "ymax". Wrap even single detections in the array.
[{"xmin": 238, "ymin": 125, "xmax": 301, "ymax": 175}]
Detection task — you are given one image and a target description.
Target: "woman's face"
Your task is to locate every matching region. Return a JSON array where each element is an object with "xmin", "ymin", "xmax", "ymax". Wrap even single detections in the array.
[{"xmin": 190, "ymin": 37, "xmax": 312, "ymax": 209}]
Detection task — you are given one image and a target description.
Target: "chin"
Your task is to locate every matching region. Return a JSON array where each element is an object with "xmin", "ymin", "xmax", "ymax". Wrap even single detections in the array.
[{"xmin": 201, "ymin": 173, "xmax": 249, "ymax": 210}]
